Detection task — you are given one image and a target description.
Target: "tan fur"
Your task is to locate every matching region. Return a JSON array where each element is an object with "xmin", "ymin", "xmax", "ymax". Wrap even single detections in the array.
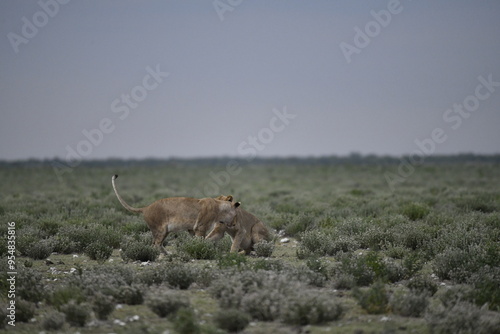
[
  {"xmin": 112, "ymin": 175, "xmax": 240, "ymax": 253},
  {"xmin": 206, "ymin": 195, "xmax": 271, "ymax": 254}
]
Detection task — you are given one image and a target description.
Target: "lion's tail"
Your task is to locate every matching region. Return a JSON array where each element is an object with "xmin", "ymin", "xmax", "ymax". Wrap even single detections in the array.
[{"xmin": 111, "ymin": 175, "xmax": 144, "ymax": 214}]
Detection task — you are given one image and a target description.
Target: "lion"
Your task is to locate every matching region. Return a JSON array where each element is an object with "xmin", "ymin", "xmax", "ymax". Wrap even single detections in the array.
[
  {"xmin": 206, "ymin": 195, "xmax": 271, "ymax": 254},
  {"xmin": 112, "ymin": 175, "xmax": 240, "ymax": 254}
]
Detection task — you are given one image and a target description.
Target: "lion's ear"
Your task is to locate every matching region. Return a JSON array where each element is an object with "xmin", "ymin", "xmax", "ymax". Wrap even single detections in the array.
[
  {"xmin": 234, "ymin": 202, "xmax": 241, "ymax": 208},
  {"xmin": 226, "ymin": 195, "xmax": 234, "ymax": 202}
]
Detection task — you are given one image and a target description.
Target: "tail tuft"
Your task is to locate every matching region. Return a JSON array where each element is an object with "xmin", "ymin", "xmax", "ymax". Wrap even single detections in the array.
[{"xmin": 113, "ymin": 174, "xmax": 118, "ymax": 180}]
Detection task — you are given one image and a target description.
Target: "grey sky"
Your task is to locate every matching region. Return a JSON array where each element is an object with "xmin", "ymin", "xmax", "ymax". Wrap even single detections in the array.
[{"xmin": 1, "ymin": 0, "xmax": 499, "ymax": 161}]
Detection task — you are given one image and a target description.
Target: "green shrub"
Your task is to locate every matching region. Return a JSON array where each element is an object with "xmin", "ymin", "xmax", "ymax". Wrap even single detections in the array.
[
  {"xmin": 120, "ymin": 238, "xmax": 159, "ymax": 262},
  {"xmin": 84, "ymin": 242, "xmax": 113, "ymax": 262},
  {"xmin": 297, "ymin": 230, "xmax": 331, "ymax": 257},
  {"xmin": 390, "ymin": 289, "xmax": 429, "ymax": 317},
  {"xmin": 254, "ymin": 240, "xmax": 275, "ymax": 257},
  {"xmin": 217, "ymin": 252, "xmax": 247, "ymax": 269},
  {"xmin": 284, "ymin": 213, "xmax": 317, "ymax": 236},
  {"xmin": 61, "ymin": 301, "xmax": 90, "ymax": 327},
  {"xmin": 25, "ymin": 238, "xmax": 54, "ymax": 260},
  {"xmin": 332, "ymin": 252, "xmax": 388, "ymax": 288},
  {"xmin": 251, "ymin": 258, "xmax": 285, "ymax": 272},
  {"xmin": 214, "ymin": 309, "xmax": 251, "ymax": 332},
  {"xmin": 92, "ymin": 293, "xmax": 115, "ymax": 320},
  {"xmin": 402, "ymin": 251, "xmax": 425, "ymax": 277},
  {"xmin": 211, "ymin": 269, "xmax": 328, "ymax": 322},
  {"xmin": 176, "ymin": 236, "xmax": 218, "ymax": 260},
  {"xmin": 163, "ymin": 263, "xmax": 197, "ymax": 289},
  {"xmin": 146, "ymin": 289, "xmax": 190, "ymax": 318},
  {"xmin": 15, "ymin": 299, "xmax": 36, "ymax": 323},
  {"xmin": 17, "ymin": 267, "xmax": 45, "ymax": 302},
  {"xmin": 58, "ymin": 224, "xmax": 122, "ymax": 253},
  {"xmin": 281, "ymin": 290, "xmax": 343, "ymax": 325},
  {"xmin": 469, "ymin": 266, "xmax": 500, "ymax": 311},
  {"xmin": 297, "ymin": 230, "xmax": 360, "ymax": 258},
  {"xmin": 436, "ymin": 285, "xmax": 475, "ymax": 308},
  {"xmin": 16, "ymin": 227, "xmax": 46, "ymax": 256},
  {"xmin": 172, "ymin": 307, "xmax": 200, "ymax": 334},
  {"xmin": 42, "ymin": 311, "xmax": 66, "ymax": 331},
  {"xmin": 39, "ymin": 219, "xmax": 62, "ymax": 236},
  {"xmin": 426, "ymin": 301, "xmax": 500, "ymax": 334},
  {"xmin": 433, "ymin": 245, "xmax": 486, "ymax": 283},
  {"xmin": 406, "ymin": 275, "xmax": 438, "ymax": 296},
  {"xmin": 354, "ymin": 281, "xmax": 389, "ymax": 314},
  {"xmin": 52, "ymin": 235, "xmax": 79, "ymax": 254},
  {"xmin": 115, "ymin": 284, "xmax": 144, "ymax": 305},
  {"xmin": 402, "ymin": 203, "xmax": 430, "ymax": 221},
  {"xmin": 47, "ymin": 285, "xmax": 86, "ymax": 309}
]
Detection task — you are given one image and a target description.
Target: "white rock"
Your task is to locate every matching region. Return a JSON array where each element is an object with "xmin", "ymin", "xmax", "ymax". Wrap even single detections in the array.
[
  {"xmin": 113, "ymin": 319, "xmax": 126, "ymax": 326},
  {"xmin": 280, "ymin": 238, "xmax": 290, "ymax": 243},
  {"xmin": 380, "ymin": 316, "xmax": 390, "ymax": 322}
]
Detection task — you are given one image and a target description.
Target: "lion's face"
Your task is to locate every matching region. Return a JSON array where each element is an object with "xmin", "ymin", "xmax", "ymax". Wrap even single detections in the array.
[{"xmin": 215, "ymin": 195, "xmax": 239, "ymax": 227}]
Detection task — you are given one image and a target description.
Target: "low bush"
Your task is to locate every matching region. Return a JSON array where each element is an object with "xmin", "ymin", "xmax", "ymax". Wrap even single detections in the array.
[
  {"xmin": 61, "ymin": 301, "xmax": 90, "ymax": 327},
  {"xmin": 120, "ymin": 238, "xmax": 159, "ymax": 262},
  {"xmin": 25, "ymin": 238, "xmax": 54, "ymax": 260},
  {"xmin": 92, "ymin": 293, "xmax": 115, "ymax": 320},
  {"xmin": 84, "ymin": 242, "xmax": 113, "ymax": 262},
  {"xmin": 426, "ymin": 301, "xmax": 500, "ymax": 334},
  {"xmin": 15, "ymin": 299, "xmax": 36, "ymax": 323},
  {"xmin": 217, "ymin": 252, "xmax": 247, "ymax": 269},
  {"xmin": 390, "ymin": 289, "xmax": 429, "ymax": 317},
  {"xmin": 211, "ymin": 269, "xmax": 332, "ymax": 323},
  {"xmin": 146, "ymin": 289, "xmax": 190, "ymax": 318},
  {"xmin": 401, "ymin": 203, "xmax": 430, "ymax": 221},
  {"xmin": 281, "ymin": 290, "xmax": 343, "ymax": 325},
  {"xmin": 172, "ymin": 307, "xmax": 200, "ymax": 334},
  {"xmin": 175, "ymin": 236, "xmax": 219, "ymax": 260},
  {"xmin": 406, "ymin": 275, "xmax": 438, "ymax": 296},
  {"xmin": 163, "ymin": 263, "xmax": 197, "ymax": 289},
  {"xmin": 254, "ymin": 240, "xmax": 275, "ymax": 257},
  {"xmin": 468, "ymin": 266, "xmax": 500, "ymax": 311},
  {"xmin": 284, "ymin": 213, "xmax": 318, "ymax": 236},
  {"xmin": 251, "ymin": 258, "xmax": 285, "ymax": 272},
  {"xmin": 436, "ymin": 285, "xmax": 475, "ymax": 308},
  {"xmin": 115, "ymin": 284, "xmax": 144, "ymax": 305},
  {"xmin": 353, "ymin": 281, "xmax": 389, "ymax": 314},
  {"xmin": 214, "ymin": 308, "xmax": 251, "ymax": 332},
  {"xmin": 47, "ymin": 285, "xmax": 86, "ymax": 309},
  {"xmin": 433, "ymin": 245, "xmax": 491, "ymax": 283},
  {"xmin": 42, "ymin": 311, "xmax": 66, "ymax": 331},
  {"xmin": 16, "ymin": 267, "xmax": 45, "ymax": 303}
]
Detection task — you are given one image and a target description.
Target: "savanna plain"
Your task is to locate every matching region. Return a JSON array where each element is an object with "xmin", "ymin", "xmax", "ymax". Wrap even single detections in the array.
[{"xmin": 1, "ymin": 157, "xmax": 500, "ymax": 333}]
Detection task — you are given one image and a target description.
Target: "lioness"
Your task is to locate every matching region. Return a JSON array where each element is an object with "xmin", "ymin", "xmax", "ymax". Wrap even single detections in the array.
[
  {"xmin": 206, "ymin": 195, "xmax": 271, "ymax": 254},
  {"xmin": 112, "ymin": 175, "xmax": 240, "ymax": 254}
]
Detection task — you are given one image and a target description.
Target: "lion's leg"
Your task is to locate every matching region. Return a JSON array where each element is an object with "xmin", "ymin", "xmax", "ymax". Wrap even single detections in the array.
[
  {"xmin": 230, "ymin": 229, "xmax": 246, "ymax": 253},
  {"xmin": 152, "ymin": 225, "xmax": 169, "ymax": 255},
  {"xmin": 206, "ymin": 223, "xmax": 226, "ymax": 242}
]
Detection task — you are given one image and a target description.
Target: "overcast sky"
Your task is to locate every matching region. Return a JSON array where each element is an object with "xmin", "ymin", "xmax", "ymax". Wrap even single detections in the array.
[{"xmin": 1, "ymin": 0, "xmax": 499, "ymax": 161}]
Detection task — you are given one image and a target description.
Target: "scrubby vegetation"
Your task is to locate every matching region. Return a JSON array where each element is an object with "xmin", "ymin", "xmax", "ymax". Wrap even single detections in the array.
[{"xmin": 0, "ymin": 157, "xmax": 499, "ymax": 332}]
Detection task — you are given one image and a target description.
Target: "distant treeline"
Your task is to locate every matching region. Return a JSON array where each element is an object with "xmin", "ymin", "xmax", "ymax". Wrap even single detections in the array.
[{"xmin": 1, "ymin": 153, "xmax": 500, "ymax": 168}]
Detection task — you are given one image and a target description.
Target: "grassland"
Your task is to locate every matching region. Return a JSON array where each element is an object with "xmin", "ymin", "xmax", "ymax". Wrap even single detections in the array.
[{"xmin": 1, "ymin": 157, "xmax": 500, "ymax": 333}]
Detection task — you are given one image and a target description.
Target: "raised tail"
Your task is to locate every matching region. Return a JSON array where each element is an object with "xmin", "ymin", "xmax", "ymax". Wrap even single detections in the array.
[{"xmin": 111, "ymin": 175, "xmax": 144, "ymax": 214}]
